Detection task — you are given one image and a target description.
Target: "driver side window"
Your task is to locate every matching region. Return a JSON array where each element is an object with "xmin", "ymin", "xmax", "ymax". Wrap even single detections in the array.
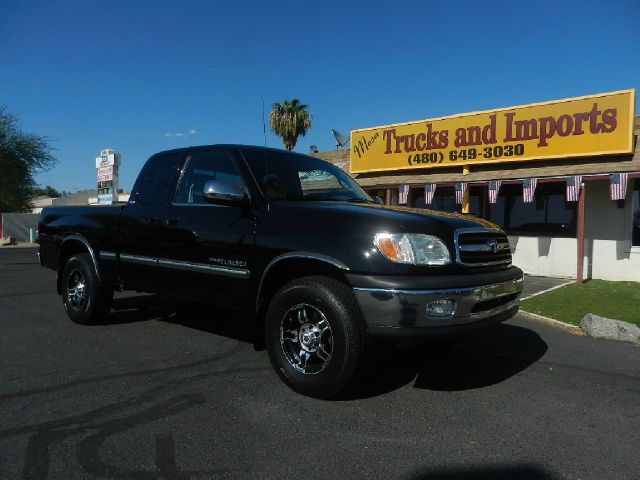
[{"xmin": 174, "ymin": 151, "xmax": 243, "ymax": 205}]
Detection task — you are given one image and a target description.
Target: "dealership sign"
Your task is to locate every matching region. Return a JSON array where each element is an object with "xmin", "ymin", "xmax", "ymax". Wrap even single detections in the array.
[
  {"xmin": 97, "ymin": 194, "xmax": 113, "ymax": 204},
  {"xmin": 97, "ymin": 166, "xmax": 113, "ymax": 182},
  {"xmin": 350, "ymin": 90, "xmax": 635, "ymax": 173},
  {"xmin": 95, "ymin": 154, "xmax": 116, "ymax": 168}
]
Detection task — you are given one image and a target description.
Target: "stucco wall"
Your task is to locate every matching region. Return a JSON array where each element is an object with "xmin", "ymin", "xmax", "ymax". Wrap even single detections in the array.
[
  {"xmin": 509, "ymin": 180, "xmax": 640, "ymax": 281},
  {"xmin": 508, "ymin": 236, "xmax": 578, "ymax": 278},
  {"xmin": 583, "ymin": 180, "xmax": 639, "ymax": 281}
]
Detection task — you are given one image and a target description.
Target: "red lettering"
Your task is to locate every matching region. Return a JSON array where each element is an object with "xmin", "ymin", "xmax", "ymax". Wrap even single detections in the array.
[
  {"xmin": 503, "ymin": 112, "xmax": 516, "ymax": 142},
  {"xmin": 454, "ymin": 127, "xmax": 466, "ymax": 148},
  {"xmin": 383, "ymin": 129, "xmax": 395, "ymax": 154},
  {"xmin": 425, "ymin": 124, "xmax": 440, "ymax": 150},
  {"xmin": 439, "ymin": 130, "xmax": 449, "ymax": 149},
  {"xmin": 601, "ymin": 108, "xmax": 617, "ymax": 133},
  {"xmin": 557, "ymin": 114, "xmax": 573, "ymax": 137},
  {"xmin": 538, "ymin": 116, "xmax": 557, "ymax": 147},
  {"xmin": 404, "ymin": 134, "xmax": 416, "ymax": 152},
  {"xmin": 394, "ymin": 135, "xmax": 405, "ymax": 153},
  {"xmin": 589, "ymin": 103, "xmax": 602, "ymax": 134},
  {"xmin": 482, "ymin": 114, "xmax": 497, "ymax": 144},
  {"xmin": 572, "ymin": 112, "xmax": 590, "ymax": 135}
]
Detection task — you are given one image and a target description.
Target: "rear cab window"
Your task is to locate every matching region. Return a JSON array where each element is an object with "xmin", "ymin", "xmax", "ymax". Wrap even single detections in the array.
[{"xmin": 131, "ymin": 152, "xmax": 184, "ymax": 206}]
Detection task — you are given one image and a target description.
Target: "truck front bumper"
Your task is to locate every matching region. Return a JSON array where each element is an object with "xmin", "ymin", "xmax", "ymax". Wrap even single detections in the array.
[{"xmin": 351, "ymin": 270, "xmax": 524, "ymax": 338}]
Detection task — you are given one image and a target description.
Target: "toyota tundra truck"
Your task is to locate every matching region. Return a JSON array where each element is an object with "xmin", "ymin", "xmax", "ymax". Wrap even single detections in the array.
[{"xmin": 38, "ymin": 145, "xmax": 524, "ymax": 398}]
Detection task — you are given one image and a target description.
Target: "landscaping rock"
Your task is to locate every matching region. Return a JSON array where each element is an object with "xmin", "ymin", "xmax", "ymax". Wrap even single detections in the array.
[{"xmin": 580, "ymin": 313, "xmax": 640, "ymax": 343}]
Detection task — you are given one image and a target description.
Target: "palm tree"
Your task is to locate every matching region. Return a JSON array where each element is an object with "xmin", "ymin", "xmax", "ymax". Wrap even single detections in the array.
[{"xmin": 269, "ymin": 99, "xmax": 312, "ymax": 151}]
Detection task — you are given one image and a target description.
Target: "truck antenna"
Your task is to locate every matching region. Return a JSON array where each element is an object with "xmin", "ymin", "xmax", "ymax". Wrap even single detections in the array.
[{"xmin": 262, "ymin": 94, "xmax": 267, "ymax": 147}]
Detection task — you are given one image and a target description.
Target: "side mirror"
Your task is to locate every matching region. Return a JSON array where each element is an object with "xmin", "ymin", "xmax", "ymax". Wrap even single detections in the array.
[
  {"xmin": 203, "ymin": 180, "xmax": 246, "ymax": 204},
  {"xmin": 373, "ymin": 196, "xmax": 385, "ymax": 205}
]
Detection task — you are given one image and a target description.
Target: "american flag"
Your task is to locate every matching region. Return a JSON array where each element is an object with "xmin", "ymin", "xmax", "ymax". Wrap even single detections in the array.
[
  {"xmin": 566, "ymin": 175, "xmax": 582, "ymax": 202},
  {"xmin": 455, "ymin": 182, "xmax": 467, "ymax": 205},
  {"xmin": 488, "ymin": 180, "xmax": 502, "ymax": 204},
  {"xmin": 424, "ymin": 184, "xmax": 436, "ymax": 204},
  {"xmin": 522, "ymin": 178, "xmax": 538, "ymax": 203},
  {"xmin": 609, "ymin": 173, "xmax": 629, "ymax": 201},
  {"xmin": 398, "ymin": 184, "xmax": 409, "ymax": 204}
]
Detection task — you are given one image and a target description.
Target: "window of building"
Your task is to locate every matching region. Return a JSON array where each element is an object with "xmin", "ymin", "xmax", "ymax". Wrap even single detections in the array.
[
  {"xmin": 488, "ymin": 182, "xmax": 577, "ymax": 236},
  {"xmin": 366, "ymin": 189, "xmax": 387, "ymax": 204},
  {"xmin": 410, "ymin": 185, "xmax": 483, "ymax": 216},
  {"xmin": 632, "ymin": 179, "xmax": 640, "ymax": 246},
  {"xmin": 411, "ymin": 186, "xmax": 456, "ymax": 212}
]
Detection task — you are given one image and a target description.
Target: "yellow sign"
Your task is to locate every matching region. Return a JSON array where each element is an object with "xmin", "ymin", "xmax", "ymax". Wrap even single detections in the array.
[{"xmin": 350, "ymin": 90, "xmax": 635, "ymax": 173}]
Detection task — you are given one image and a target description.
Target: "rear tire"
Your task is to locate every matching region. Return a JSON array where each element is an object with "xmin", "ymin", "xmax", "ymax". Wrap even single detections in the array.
[
  {"xmin": 265, "ymin": 276, "xmax": 367, "ymax": 399},
  {"xmin": 61, "ymin": 253, "xmax": 113, "ymax": 325}
]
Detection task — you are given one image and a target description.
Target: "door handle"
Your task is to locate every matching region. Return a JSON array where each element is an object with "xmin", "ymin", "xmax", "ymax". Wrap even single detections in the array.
[{"xmin": 162, "ymin": 217, "xmax": 180, "ymax": 226}]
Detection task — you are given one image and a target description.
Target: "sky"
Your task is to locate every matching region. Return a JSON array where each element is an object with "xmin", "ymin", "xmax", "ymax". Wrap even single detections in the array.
[{"xmin": 1, "ymin": 0, "xmax": 639, "ymax": 193}]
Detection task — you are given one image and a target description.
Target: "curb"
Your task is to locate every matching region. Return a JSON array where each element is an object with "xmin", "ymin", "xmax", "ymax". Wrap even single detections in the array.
[
  {"xmin": 520, "ymin": 310, "xmax": 640, "ymax": 345},
  {"xmin": 519, "ymin": 310, "xmax": 585, "ymax": 336},
  {"xmin": 0, "ymin": 243, "xmax": 38, "ymax": 249}
]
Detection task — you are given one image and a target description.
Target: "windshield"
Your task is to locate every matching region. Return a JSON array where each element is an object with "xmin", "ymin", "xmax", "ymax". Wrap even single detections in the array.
[{"xmin": 241, "ymin": 149, "xmax": 374, "ymax": 203}]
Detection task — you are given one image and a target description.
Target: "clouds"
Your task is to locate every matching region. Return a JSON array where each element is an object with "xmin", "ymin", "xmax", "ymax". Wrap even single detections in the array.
[{"xmin": 164, "ymin": 129, "xmax": 198, "ymax": 139}]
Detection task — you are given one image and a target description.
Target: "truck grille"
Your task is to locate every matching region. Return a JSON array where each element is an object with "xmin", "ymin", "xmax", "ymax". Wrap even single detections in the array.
[{"xmin": 455, "ymin": 228, "xmax": 512, "ymax": 267}]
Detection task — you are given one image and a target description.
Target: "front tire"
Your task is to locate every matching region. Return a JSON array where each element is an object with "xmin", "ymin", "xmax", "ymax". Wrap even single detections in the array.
[
  {"xmin": 61, "ymin": 253, "xmax": 113, "ymax": 325},
  {"xmin": 265, "ymin": 276, "xmax": 367, "ymax": 399}
]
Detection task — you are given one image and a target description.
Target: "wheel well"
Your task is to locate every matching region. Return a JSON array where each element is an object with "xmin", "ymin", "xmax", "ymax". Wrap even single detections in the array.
[
  {"xmin": 254, "ymin": 258, "xmax": 350, "ymax": 349},
  {"xmin": 56, "ymin": 239, "xmax": 91, "ymax": 294}
]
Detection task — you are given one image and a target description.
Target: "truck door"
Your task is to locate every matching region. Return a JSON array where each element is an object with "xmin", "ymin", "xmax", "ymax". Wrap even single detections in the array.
[
  {"xmin": 118, "ymin": 151, "xmax": 185, "ymax": 292},
  {"xmin": 155, "ymin": 148, "xmax": 256, "ymax": 310}
]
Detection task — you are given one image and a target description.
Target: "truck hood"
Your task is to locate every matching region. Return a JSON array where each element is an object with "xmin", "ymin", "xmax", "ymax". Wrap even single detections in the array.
[
  {"xmin": 268, "ymin": 200, "xmax": 502, "ymax": 236},
  {"xmin": 261, "ymin": 201, "xmax": 508, "ymax": 275}
]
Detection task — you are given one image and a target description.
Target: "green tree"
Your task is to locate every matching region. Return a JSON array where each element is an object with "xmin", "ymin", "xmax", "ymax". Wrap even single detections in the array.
[
  {"xmin": 0, "ymin": 107, "xmax": 56, "ymax": 212},
  {"xmin": 32, "ymin": 185, "xmax": 61, "ymax": 198},
  {"xmin": 269, "ymin": 99, "xmax": 312, "ymax": 151}
]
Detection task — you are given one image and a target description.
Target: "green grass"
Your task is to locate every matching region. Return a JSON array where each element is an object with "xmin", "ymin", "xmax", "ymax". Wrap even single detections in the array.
[{"xmin": 521, "ymin": 279, "xmax": 640, "ymax": 326}]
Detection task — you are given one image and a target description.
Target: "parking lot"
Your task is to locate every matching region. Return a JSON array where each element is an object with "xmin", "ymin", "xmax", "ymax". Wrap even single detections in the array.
[{"xmin": 1, "ymin": 247, "xmax": 638, "ymax": 479}]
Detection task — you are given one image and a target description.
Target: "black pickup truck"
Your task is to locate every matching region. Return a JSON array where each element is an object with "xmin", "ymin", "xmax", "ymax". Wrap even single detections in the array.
[{"xmin": 39, "ymin": 145, "xmax": 523, "ymax": 398}]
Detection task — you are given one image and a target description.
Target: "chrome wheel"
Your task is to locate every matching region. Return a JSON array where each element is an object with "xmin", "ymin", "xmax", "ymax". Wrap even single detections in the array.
[
  {"xmin": 280, "ymin": 303, "xmax": 333, "ymax": 374},
  {"xmin": 66, "ymin": 269, "xmax": 87, "ymax": 308}
]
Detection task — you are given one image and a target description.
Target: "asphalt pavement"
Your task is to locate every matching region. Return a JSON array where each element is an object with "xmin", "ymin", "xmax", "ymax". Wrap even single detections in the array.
[
  {"xmin": 1, "ymin": 248, "xmax": 638, "ymax": 480},
  {"xmin": 521, "ymin": 275, "xmax": 573, "ymax": 300}
]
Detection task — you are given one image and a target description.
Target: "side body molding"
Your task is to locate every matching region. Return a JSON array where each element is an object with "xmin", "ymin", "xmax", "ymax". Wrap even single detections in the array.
[{"xmin": 255, "ymin": 252, "xmax": 350, "ymax": 312}]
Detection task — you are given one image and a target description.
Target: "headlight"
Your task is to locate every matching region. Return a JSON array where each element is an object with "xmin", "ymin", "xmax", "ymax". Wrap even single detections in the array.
[{"xmin": 374, "ymin": 233, "xmax": 450, "ymax": 265}]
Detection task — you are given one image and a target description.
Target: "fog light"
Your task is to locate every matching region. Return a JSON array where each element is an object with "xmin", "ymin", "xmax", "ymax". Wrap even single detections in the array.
[{"xmin": 426, "ymin": 299, "xmax": 457, "ymax": 318}]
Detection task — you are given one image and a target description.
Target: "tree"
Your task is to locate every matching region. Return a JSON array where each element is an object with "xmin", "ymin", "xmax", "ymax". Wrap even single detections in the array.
[
  {"xmin": 0, "ymin": 107, "xmax": 56, "ymax": 212},
  {"xmin": 269, "ymin": 99, "xmax": 312, "ymax": 151},
  {"xmin": 32, "ymin": 185, "xmax": 61, "ymax": 198}
]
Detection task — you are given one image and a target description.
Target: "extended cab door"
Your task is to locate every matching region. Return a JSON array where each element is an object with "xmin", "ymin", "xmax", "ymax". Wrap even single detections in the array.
[
  {"xmin": 154, "ymin": 148, "xmax": 256, "ymax": 310},
  {"xmin": 118, "ymin": 151, "xmax": 185, "ymax": 292}
]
